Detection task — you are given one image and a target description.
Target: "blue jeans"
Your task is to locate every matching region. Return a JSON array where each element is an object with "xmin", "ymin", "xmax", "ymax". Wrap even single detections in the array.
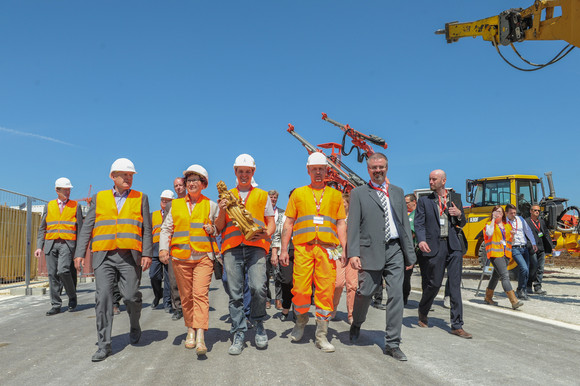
[
  {"xmin": 511, "ymin": 246, "xmax": 529, "ymax": 291},
  {"xmin": 223, "ymin": 245, "xmax": 267, "ymax": 333},
  {"xmin": 221, "ymin": 261, "xmax": 251, "ymax": 318},
  {"xmin": 162, "ymin": 263, "xmax": 172, "ymax": 308}
]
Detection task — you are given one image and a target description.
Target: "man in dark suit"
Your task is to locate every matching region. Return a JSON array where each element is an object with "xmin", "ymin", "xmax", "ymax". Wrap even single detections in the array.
[
  {"xmin": 348, "ymin": 153, "xmax": 416, "ymax": 361},
  {"xmin": 415, "ymin": 169, "xmax": 471, "ymax": 338},
  {"xmin": 526, "ymin": 204, "xmax": 554, "ymax": 295},
  {"xmin": 35, "ymin": 177, "xmax": 83, "ymax": 315},
  {"xmin": 74, "ymin": 158, "xmax": 152, "ymax": 362}
]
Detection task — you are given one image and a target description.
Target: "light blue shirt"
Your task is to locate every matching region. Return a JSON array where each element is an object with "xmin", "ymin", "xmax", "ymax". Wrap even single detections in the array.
[
  {"xmin": 370, "ymin": 181, "xmax": 399, "ymax": 240},
  {"xmin": 112, "ymin": 188, "xmax": 130, "ymax": 213}
]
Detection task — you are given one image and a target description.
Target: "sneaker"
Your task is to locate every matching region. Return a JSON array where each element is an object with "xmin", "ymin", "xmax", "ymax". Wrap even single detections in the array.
[
  {"xmin": 255, "ymin": 321, "xmax": 268, "ymax": 349},
  {"xmin": 534, "ymin": 286, "xmax": 547, "ymax": 295},
  {"xmin": 228, "ymin": 331, "xmax": 245, "ymax": 355},
  {"xmin": 443, "ymin": 296, "xmax": 450, "ymax": 309}
]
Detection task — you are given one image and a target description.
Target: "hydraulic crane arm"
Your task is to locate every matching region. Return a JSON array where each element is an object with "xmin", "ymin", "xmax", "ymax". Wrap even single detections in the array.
[{"xmin": 436, "ymin": 0, "xmax": 580, "ymax": 47}]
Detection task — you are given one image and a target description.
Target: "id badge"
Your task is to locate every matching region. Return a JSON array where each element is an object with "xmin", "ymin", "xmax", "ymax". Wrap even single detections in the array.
[
  {"xmin": 313, "ymin": 216, "xmax": 324, "ymax": 225},
  {"xmin": 439, "ymin": 219, "xmax": 445, "ymax": 226},
  {"xmin": 439, "ymin": 214, "xmax": 449, "ymax": 238},
  {"xmin": 538, "ymin": 232, "xmax": 543, "ymax": 237}
]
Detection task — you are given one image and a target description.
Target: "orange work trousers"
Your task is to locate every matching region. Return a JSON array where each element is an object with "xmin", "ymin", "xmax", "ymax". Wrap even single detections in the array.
[
  {"xmin": 172, "ymin": 255, "xmax": 214, "ymax": 330},
  {"xmin": 333, "ymin": 261, "xmax": 358, "ymax": 320},
  {"xmin": 292, "ymin": 244, "xmax": 337, "ymax": 320}
]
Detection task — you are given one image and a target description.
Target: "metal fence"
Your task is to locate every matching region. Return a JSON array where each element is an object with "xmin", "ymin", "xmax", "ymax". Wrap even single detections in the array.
[{"xmin": 0, "ymin": 188, "xmax": 48, "ymax": 292}]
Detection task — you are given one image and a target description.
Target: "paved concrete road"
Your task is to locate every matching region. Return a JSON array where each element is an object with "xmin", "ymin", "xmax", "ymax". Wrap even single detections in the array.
[{"xmin": 1, "ymin": 278, "xmax": 578, "ymax": 386}]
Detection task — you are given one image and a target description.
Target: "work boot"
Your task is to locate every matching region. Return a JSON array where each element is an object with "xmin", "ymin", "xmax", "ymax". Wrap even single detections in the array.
[
  {"xmin": 315, "ymin": 319, "xmax": 335, "ymax": 353},
  {"xmin": 534, "ymin": 285, "xmax": 547, "ymax": 295},
  {"xmin": 290, "ymin": 313, "xmax": 309, "ymax": 342},
  {"xmin": 484, "ymin": 288, "xmax": 498, "ymax": 306},
  {"xmin": 255, "ymin": 321, "xmax": 268, "ymax": 349},
  {"xmin": 228, "ymin": 331, "xmax": 245, "ymax": 355},
  {"xmin": 507, "ymin": 290, "xmax": 524, "ymax": 310}
]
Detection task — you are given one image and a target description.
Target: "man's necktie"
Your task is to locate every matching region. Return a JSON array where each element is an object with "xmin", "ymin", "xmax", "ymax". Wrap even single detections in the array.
[{"xmin": 377, "ymin": 190, "xmax": 391, "ymax": 241}]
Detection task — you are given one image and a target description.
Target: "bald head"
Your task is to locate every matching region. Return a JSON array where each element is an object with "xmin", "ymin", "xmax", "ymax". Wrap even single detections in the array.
[
  {"xmin": 173, "ymin": 177, "xmax": 186, "ymax": 198},
  {"xmin": 429, "ymin": 169, "xmax": 447, "ymax": 195}
]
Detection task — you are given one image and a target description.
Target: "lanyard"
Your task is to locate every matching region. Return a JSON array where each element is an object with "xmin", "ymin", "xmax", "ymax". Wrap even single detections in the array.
[
  {"xmin": 310, "ymin": 186, "xmax": 326, "ymax": 214},
  {"xmin": 369, "ymin": 181, "xmax": 389, "ymax": 197},
  {"xmin": 499, "ymin": 224, "xmax": 506, "ymax": 242},
  {"xmin": 438, "ymin": 191, "xmax": 448, "ymax": 216},
  {"xmin": 237, "ymin": 186, "xmax": 253, "ymax": 206},
  {"xmin": 510, "ymin": 217, "xmax": 518, "ymax": 234},
  {"xmin": 531, "ymin": 219, "xmax": 541, "ymax": 232}
]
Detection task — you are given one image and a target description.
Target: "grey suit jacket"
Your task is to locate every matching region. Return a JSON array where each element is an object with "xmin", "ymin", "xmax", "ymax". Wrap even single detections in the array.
[
  {"xmin": 36, "ymin": 200, "xmax": 84, "ymax": 254},
  {"xmin": 347, "ymin": 183, "xmax": 417, "ymax": 271},
  {"xmin": 74, "ymin": 190, "xmax": 153, "ymax": 268}
]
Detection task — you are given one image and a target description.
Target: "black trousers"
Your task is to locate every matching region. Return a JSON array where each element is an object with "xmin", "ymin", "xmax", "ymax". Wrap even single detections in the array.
[
  {"xmin": 418, "ymin": 240, "xmax": 464, "ymax": 330},
  {"xmin": 275, "ymin": 249, "xmax": 294, "ymax": 310}
]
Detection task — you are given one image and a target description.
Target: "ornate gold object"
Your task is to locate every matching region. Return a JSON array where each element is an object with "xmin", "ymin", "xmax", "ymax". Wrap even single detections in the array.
[{"xmin": 217, "ymin": 181, "xmax": 264, "ymax": 240}]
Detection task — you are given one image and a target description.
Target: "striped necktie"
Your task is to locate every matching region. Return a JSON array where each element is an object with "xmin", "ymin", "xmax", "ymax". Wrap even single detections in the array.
[{"xmin": 377, "ymin": 190, "xmax": 391, "ymax": 241}]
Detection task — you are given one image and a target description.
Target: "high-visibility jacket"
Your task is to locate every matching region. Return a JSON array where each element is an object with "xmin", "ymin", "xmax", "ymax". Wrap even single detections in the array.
[
  {"xmin": 221, "ymin": 187, "xmax": 270, "ymax": 253},
  {"xmin": 170, "ymin": 195, "xmax": 218, "ymax": 259},
  {"xmin": 45, "ymin": 199, "xmax": 78, "ymax": 240},
  {"xmin": 291, "ymin": 186, "xmax": 342, "ymax": 246},
  {"xmin": 92, "ymin": 190, "xmax": 143, "ymax": 252},
  {"xmin": 484, "ymin": 221, "xmax": 513, "ymax": 259},
  {"xmin": 152, "ymin": 210, "xmax": 163, "ymax": 246}
]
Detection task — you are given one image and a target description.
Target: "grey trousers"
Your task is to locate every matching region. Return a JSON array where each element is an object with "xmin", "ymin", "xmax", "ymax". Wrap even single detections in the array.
[
  {"xmin": 93, "ymin": 250, "xmax": 142, "ymax": 350},
  {"xmin": 352, "ymin": 242, "xmax": 405, "ymax": 349},
  {"xmin": 46, "ymin": 241, "xmax": 76, "ymax": 307},
  {"xmin": 167, "ymin": 258, "xmax": 182, "ymax": 311},
  {"xmin": 487, "ymin": 256, "xmax": 513, "ymax": 293}
]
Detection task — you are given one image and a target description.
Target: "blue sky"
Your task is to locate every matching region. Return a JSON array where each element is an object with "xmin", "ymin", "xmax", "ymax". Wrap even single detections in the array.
[{"xmin": 1, "ymin": 1, "xmax": 578, "ymax": 210}]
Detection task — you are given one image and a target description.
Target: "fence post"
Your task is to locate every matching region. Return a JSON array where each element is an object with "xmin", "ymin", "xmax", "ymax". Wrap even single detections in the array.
[{"xmin": 25, "ymin": 196, "xmax": 32, "ymax": 295}]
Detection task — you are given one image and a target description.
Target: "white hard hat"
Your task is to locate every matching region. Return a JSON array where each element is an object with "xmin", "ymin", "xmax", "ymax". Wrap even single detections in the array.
[
  {"xmin": 110, "ymin": 158, "xmax": 137, "ymax": 176},
  {"xmin": 55, "ymin": 177, "xmax": 73, "ymax": 189},
  {"xmin": 233, "ymin": 154, "xmax": 256, "ymax": 168},
  {"xmin": 160, "ymin": 190, "xmax": 175, "ymax": 199},
  {"xmin": 307, "ymin": 152, "xmax": 327, "ymax": 166},
  {"xmin": 183, "ymin": 164, "xmax": 209, "ymax": 182}
]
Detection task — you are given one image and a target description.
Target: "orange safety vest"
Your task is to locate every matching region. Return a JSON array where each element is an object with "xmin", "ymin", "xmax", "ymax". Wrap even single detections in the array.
[
  {"xmin": 92, "ymin": 190, "xmax": 143, "ymax": 252},
  {"xmin": 221, "ymin": 187, "xmax": 271, "ymax": 253},
  {"xmin": 291, "ymin": 185, "xmax": 341, "ymax": 246},
  {"xmin": 484, "ymin": 221, "xmax": 513, "ymax": 259},
  {"xmin": 45, "ymin": 200, "xmax": 78, "ymax": 240},
  {"xmin": 170, "ymin": 195, "xmax": 218, "ymax": 259},
  {"xmin": 152, "ymin": 210, "xmax": 163, "ymax": 246}
]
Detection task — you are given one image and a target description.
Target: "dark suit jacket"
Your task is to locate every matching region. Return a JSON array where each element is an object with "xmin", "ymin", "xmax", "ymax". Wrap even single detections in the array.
[
  {"xmin": 347, "ymin": 183, "xmax": 417, "ymax": 270},
  {"xmin": 414, "ymin": 191, "xmax": 466, "ymax": 257},
  {"xmin": 525, "ymin": 217, "xmax": 553, "ymax": 253},
  {"xmin": 37, "ymin": 200, "xmax": 84, "ymax": 254},
  {"xmin": 74, "ymin": 190, "xmax": 153, "ymax": 268}
]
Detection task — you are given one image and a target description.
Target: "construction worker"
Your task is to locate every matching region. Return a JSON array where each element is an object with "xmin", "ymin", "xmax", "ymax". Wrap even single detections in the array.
[
  {"xmin": 150, "ymin": 189, "xmax": 174, "ymax": 308},
  {"xmin": 160, "ymin": 165, "xmax": 218, "ymax": 356},
  {"xmin": 215, "ymin": 154, "xmax": 275, "ymax": 356},
  {"xmin": 164, "ymin": 177, "xmax": 185, "ymax": 320},
  {"xmin": 74, "ymin": 158, "xmax": 152, "ymax": 362},
  {"xmin": 279, "ymin": 152, "xmax": 347, "ymax": 352},
  {"xmin": 35, "ymin": 177, "xmax": 83, "ymax": 315}
]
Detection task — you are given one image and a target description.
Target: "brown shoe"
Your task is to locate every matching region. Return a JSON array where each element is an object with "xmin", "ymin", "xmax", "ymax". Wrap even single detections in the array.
[
  {"xmin": 275, "ymin": 300, "xmax": 282, "ymax": 310},
  {"xmin": 266, "ymin": 301, "xmax": 271, "ymax": 309},
  {"xmin": 450, "ymin": 328, "xmax": 472, "ymax": 339},
  {"xmin": 418, "ymin": 312, "xmax": 428, "ymax": 328}
]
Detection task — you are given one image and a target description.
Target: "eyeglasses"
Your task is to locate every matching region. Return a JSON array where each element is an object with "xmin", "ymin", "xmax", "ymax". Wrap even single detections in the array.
[
  {"xmin": 186, "ymin": 177, "xmax": 201, "ymax": 183},
  {"xmin": 531, "ymin": 209, "xmax": 540, "ymax": 212},
  {"xmin": 368, "ymin": 166, "xmax": 387, "ymax": 171}
]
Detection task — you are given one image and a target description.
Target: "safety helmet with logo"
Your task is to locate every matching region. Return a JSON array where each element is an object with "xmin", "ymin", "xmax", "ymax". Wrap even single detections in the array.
[
  {"xmin": 233, "ymin": 154, "xmax": 256, "ymax": 169},
  {"xmin": 110, "ymin": 158, "xmax": 137, "ymax": 177},
  {"xmin": 55, "ymin": 177, "xmax": 73, "ymax": 189},
  {"xmin": 183, "ymin": 164, "xmax": 209, "ymax": 187},
  {"xmin": 307, "ymin": 152, "xmax": 327, "ymax": 166},
  {"xmin": 160, "ymin": 190, "xmax": 175, "ymax": 199}
]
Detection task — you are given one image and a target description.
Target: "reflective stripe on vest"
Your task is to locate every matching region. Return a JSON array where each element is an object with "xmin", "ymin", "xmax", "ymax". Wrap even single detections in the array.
[
  {"xmin": 152, "ymin": 210, "xmax": 163, "ymax": 245},
  {"xmin": 92, "ymin": 190, "xmax": 143, "ymax": 252},
  {"xmin": 170, "ymin": 195, "xmax": 218, "ymax": 259},
  {"xmin": 221, "ymin": 187, "xmax": 271, "ymax": 253},
  {"xmin": 484, "ymin": 222, "xmax": 513, "ymax": 259},
  {"xmin": 291, "ymin": 186, "xmax": 341, "ymax": 245},
  {"xmin": 45, "ymin": 200, "xmax": 78, "ymax": 240}
]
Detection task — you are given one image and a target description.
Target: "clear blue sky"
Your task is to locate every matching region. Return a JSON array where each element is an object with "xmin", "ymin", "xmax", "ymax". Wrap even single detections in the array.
[{"xmin": 1, "ymin": 1, "xmax": 578, "ymax": 210}]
